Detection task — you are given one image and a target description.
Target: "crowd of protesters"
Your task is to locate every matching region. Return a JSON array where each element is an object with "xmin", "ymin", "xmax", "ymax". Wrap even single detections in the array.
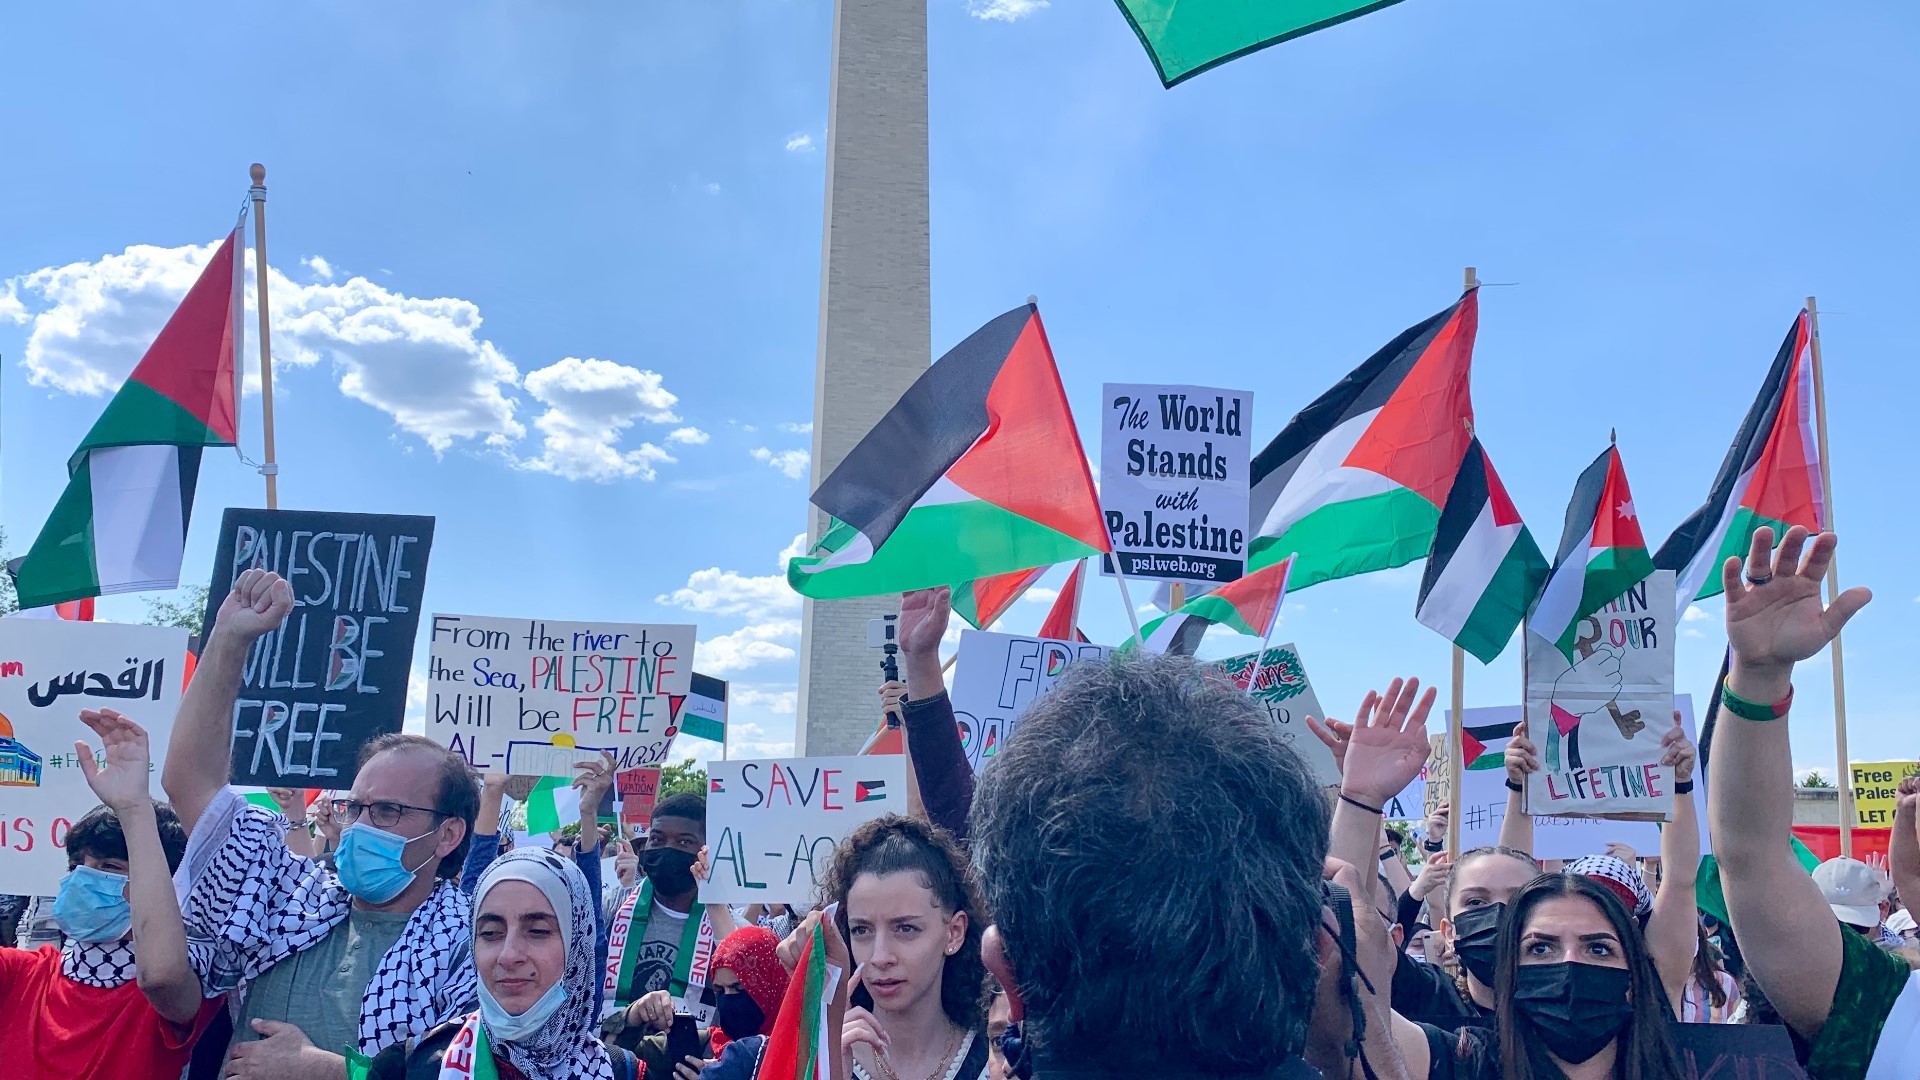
[{"xmin": 1, "ymin": 526, "xmax": 1915, "ymax": 1078}]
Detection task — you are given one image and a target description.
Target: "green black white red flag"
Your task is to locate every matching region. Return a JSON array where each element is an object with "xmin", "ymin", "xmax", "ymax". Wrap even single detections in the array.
[
  {"xmin": 1135, "ymin": 555, "xmax": 1292, "ymax": 655},
  {"xmin": 951, "ymin": 564, "xmax": 1049, "ymax": 630},
  {"xmin": 1114, "ymin": 0, "xmax": 1411, "ymax": 87},
  {"xmin": 788, "ymin": 304, "xmax": 1109, "ymax": 599},
  {"xmin": 1654, "ymin": 311, "xmax": 1825, "ymax": 618},
  {"xmin": 1247, "ymin": 290, "xmax": 1478, "ymax": 591},
  {"xmin": 1528, "ymin": 445, "xmax": 1654, "ymax": 660},
  {"xmin": 1416, "ymin": 439, "xmax": 1549, "ymax": 664},
  {"xmin": 13, "ymin": 218, "xmax": 244, "ymax": 609},
  {"xmin": 752, "ymin": 917, "xmax": 841, "ymax": 1080}
]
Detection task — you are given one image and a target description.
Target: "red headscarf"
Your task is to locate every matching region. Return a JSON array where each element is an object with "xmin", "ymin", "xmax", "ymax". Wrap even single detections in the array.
[{"xmin": 711, "ymin": 925, "xmax": 790, "ymax": 1049}]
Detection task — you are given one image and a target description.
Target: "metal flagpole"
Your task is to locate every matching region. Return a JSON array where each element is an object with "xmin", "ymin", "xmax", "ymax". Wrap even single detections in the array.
[
  {"xmin": 1805, "ymin": 296, "xmax": 1854, "ymax": 857},
  {"xmin": 249, "ymin": 164, "xmax": 281, "ymax": 508}
]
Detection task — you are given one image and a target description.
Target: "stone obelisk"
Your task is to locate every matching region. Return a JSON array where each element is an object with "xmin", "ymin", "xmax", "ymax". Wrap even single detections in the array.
[{"xmin": 797, "ymin": 0, "xmax": 931, "ymax": 754}]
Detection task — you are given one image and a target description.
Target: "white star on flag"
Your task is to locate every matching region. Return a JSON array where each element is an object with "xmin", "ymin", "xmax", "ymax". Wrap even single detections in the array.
[{"xmin": 1617, "ymin": 499, "xmax": 1637, "ymax": 520}]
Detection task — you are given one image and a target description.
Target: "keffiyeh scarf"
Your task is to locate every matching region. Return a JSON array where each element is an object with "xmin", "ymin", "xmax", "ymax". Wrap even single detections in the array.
[
  {"xmin": 60, "ymin": 938, "xmax": 139, "ymax": 988},
  {"xmin": 176, "ymin": 786, "xmax": 477, "ymax": 1055},
  {"xmin": 1565, "ymin": 855, "xmax": 1653, "ymax": 919}
]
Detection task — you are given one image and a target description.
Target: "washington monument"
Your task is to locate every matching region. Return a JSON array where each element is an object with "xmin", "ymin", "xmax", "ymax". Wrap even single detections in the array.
[{"xmin": 798, "ymin": 0, "xmax": 931, "ymax": 754}]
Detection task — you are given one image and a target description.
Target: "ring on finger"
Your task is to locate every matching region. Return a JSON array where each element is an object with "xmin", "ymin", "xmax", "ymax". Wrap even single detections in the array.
[{"xmin": 1745, "ymin": 571, "xmax": 1774, "ymax": 585}]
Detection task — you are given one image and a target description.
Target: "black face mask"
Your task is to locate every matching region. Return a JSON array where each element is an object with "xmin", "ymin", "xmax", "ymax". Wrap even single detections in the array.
[
  {"xmin": 1513, "ymin": 961, "xmax": 1634, "ymax": 1064},
  {"xmin": 1449, "ymin": 902, "xmax": 1505, "ymax": 987},
  {"xmin": 639, "ymin": 846, "xmax": 698, "ymax": 896},
  {"xmin": 714, "ymin": 991, "xmax": 765, "ymax": 1038}
]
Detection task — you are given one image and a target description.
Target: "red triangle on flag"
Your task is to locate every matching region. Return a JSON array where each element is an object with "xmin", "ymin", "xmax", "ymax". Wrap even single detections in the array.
[
  {"xmin": 1340, "ymin": 290, "xmax": 1478, "ymax": 509},
  {"xmin": 1037, "ymin": 560, "xmax": 1085, "ymax": 639}
]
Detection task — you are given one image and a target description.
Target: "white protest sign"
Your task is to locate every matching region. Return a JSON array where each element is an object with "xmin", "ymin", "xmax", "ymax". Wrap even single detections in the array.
[
  {"xmin": 949, "ymin": 630, "xmax": 1113, "ymax": 772},
  {"xmin": 1523, "ymin": 571, "xmax": 1677, "ymax": 821},
  {"xmin": 701, "ymin": 755, "xmax": 908, "ymax": 904},
  {"xmin": 0, "ymin": 620, "xmax": 188, "ymax": 894},
  {"xmin": 1387, "ymin": 769, "xmax": 1428, "ymax": 823},
  {"xmin": 427, "ymin": 614, "xmax": 695, "ymax": 776},
  {"xmin": 1099, "ymin": 383, "xmax": 1253, "ymax": 585},
  {"xmin": 1452, "ymin": 696, "xmax": 1703, "ymax": 861},
  {"xmin": 1213, "ymin": 644, "xmax": 1340, "ymax": 787}
]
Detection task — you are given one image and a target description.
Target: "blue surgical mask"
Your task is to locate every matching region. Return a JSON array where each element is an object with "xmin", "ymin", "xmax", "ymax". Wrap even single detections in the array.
[
  {"xmin": 334, "ymin": 821, "xmax": 439, "ymax": 903},
  {"xmin": 53, "ymin": 865, "xmax": 132, "ymax": 942},
  {"xmin": 479, "ymin": 974, "xmax": 570, "ymax": 1042}
]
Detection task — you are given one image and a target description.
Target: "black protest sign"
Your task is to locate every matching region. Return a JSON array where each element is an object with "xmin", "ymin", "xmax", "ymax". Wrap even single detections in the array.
[
  {"xmin": 202, "ymin": 508, "xmax": 435, "ymax": 785},
  {"xmin": 1670, "ymin": 1024, "xmax": 1807, "ymax": 1079}
]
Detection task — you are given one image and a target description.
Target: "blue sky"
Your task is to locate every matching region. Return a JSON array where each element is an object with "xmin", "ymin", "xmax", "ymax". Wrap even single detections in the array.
[{"xmin": 2, "ymin": 1, "xmax": 1915, "ymax": 779}]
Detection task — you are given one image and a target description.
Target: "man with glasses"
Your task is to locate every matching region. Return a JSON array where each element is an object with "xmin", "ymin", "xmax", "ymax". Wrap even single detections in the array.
[{"xmin": 162, "ymin": 569, "xmax": 480, "ymax": 1080}]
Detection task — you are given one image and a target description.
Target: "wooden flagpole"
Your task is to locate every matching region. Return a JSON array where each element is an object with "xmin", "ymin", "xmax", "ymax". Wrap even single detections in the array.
[
  {"xmin": 1806, "ymin": 296, "xmax": 1853, "ymax": 856},
  {"xmin": 1447, "ymin": 267, "xmax": 1478, "ymax": 855},
  {"xmin": 249, "ymin": 164, "xmax": 281, "ymax": 509}
]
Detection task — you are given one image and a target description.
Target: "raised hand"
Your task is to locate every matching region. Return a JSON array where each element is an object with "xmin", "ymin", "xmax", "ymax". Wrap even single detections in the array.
[
  {"xmin": 75, "ymin": 708, "xmax": 152, "ymax": 812},
  {"xmin": 1409, "ymin": 851, "xmax": 1452, "ymax": 903},
  {"xmin": 1898, "ymin": 775, "xmax": 1920, "ymax": 814},
  {"xmin": 573, "ymin": 750, "xmax": 617, "ymax": 806},
  {"xmin": 213, "ymin": 568, "xmax": 295, "ymax": 644},
  {"xmin": 1505, "ymin": 719, "xmax": 1541, "ymax": 782},
  {"xmin": 1724, "ymin": 527, "xmax": 1871, "ymax": 676},
  {"xmin": 1303, "ymin": 714, "xmax": 1355, "ymax": 773},
  {"xmin": 897, "ymin": 587, "xmax": 951, "ymax": 657},
  {"xmin": 1338, "ymin": 677, "xmax": 1437, "ymax": 806},
  {"xmin": 1660, "ymin": 712, "xmax": 1697, "ymax": 784}
]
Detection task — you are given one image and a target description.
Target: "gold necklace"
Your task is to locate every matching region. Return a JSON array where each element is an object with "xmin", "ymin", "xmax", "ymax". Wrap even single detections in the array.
[{"xmin": 874, "ymin": 1025, "xmax": 966, "ymax": 1080}]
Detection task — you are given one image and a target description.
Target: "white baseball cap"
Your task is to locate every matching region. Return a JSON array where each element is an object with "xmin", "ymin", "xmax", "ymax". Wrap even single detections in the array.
[
  {"xmin": 1887, "ymin": 909, "xmax": 1917, "ymax": 935},
  {"xmin": 1813, "ymin": 857, "xmax": 1888, "ymax": 928}
]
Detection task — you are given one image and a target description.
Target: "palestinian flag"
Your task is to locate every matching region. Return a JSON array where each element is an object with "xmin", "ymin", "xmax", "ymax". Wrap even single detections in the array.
[
  {"xmin": 14, "ymin": 220, "xmax": 244, "ymax": 609},
  {"xmin": 1460, "ymin": 719, "xmax": 1517, "ymax": 771},
  {"xmin": 1655, "ymin": 311, "xmax": 1824, "ymax": 617},
  {"xmin": 679, "ymin": 672, "xmax": 728, "ymax": 744},
  {"xmin": 1528, "ymin": 446, "xmax": 1654, "ymax": 660},
  {"xmin": 1416, "ymin": 439, "xmax": 1549, "ymax": 664},
  {"xmin": 1247, "ymin": 290, "xmax": 1478, "ymax": 592},
  {"xmin": 1036, "ymin": 559, "xmax": 1089, "ymax": 641},
  {"xmin": 951, "ymin": 564, "xmax": 1048, "ymax": 630},
  {"xmin": 854, "ymin": 780, "xmax": 887, "ymax": 803},
  {"xmin": 521, "ymin": 776, "xmax": 580, "ymax": 835},
  {"xmin": 753, "ymin": 917, "xmax": 841, "ymax": 1080},
  {"xmin": 1115, "ymin": 0, "xmax": 1410, "ymax": 87},
  {"xmin": 788, "ymin": 304, "xmax": 1109, "ymax": 599},
  {"xmin": 1136, "ymin": 556, "xmax": 1292, "ymax": 655}
]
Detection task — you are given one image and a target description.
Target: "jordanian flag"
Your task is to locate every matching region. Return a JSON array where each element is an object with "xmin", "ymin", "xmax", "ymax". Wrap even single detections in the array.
[
  {"xmin": 1247, "ymin": 290, "xmax": 1478, "ymax": 591},
  {"xmin": 1136, "ymin": 556, "xmax": 1293, "ymax": 655},
  {"xmin": 1461, "ymin": 719, "xmax": 1517, "ymax": 771},
  {"xmin": 14, "ymin": 219, "xmax": 244, "ymax": 609},
  {"xmin": 952, "ymin": 564, "xmax": 1048, "ymax": 630},
  {"xmin": 788, "ymin": 304, "xmax": 1109, "ymax": 599},
  {"xmin": 1115, "ymin": 0, "xmax": 1411, "ymax": 87},
  {"xmin": 1655, "ymin": 311, "xmax": 1824, "ymax": 618},
  {"xmin": 679, "ymin": 672, "xmax": 728, "ymax": 744},
  {"xmin": 1529, "ymin": 446, "xmax": 1654, "ymax": 660},
  {"xmin": 754, "ymin": 917, "xmax": 841, "ymax": 1080},
  {"xmin": 1416, "ymin": 439, "xmax": 1549, "ymax": 664}
]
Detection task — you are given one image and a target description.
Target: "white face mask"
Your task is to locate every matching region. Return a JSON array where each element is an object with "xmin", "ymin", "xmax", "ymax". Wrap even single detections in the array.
[{"xmin": 479, "ymin": 972, "xmax": 569, "ymax": 1042}]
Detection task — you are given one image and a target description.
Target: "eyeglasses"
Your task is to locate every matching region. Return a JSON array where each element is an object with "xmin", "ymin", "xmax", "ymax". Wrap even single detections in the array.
[{"xmin": 330, "ymin": 799, "xmax": 447, "ymax": 829}]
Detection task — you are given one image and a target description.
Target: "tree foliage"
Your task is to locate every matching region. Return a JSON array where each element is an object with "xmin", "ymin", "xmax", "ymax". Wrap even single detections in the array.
[
  {"xmin": 1801, "ymin": 770, "xmax": 1834, "ymax": 789},
  {"xmin": 143, "ymin": 585, "xmax": 211, "ymax": 636},
  {"xmin": 659, "ymin": 757, "xmax": 708, "ymax": 800}
]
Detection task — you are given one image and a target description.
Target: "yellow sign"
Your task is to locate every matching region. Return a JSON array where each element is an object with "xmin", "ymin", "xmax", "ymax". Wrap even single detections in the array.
[{"xmin": 1850, "ymin": 760, "xmax": 1920, "ymax": 828}]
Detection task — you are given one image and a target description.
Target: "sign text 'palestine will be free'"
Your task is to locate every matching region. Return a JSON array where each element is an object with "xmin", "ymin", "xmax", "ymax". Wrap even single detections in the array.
[
  {"xmin": 428, "ymin": 615, "xmax": 695, "ymax": 777},
  {"xmin": 1099, "ymin": 383, "xmax": 1252, "ymax": 584}
]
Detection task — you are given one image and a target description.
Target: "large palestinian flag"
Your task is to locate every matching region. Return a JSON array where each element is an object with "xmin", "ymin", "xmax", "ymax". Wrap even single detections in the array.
[
  {"xmin": 1114, "ymin": 0, "xmax": 1411, "ymax": 87},
  {"xmin": 1247, "ymin": 290, "xmax": 1478, "ymax": 591},
  {"xmin": 1416, "ymin": 439, "xmax": 1549, "ymax": 664},
  {"xmin": 951, "ymin": 564, "xmax": 1049, "ymax": 630},
  {"xmin": 1655, "ymin": 311, "xmax": 1824, "ymax": 617},
  {"xmin": 14, "ymin": 222, "xmax": 244, "ymax": 609},
  {"xmin": 753, "ymin": 917, "xmax": 841, "ymax": 1080},
  {"xmin": 1529, "ymin": 446, "xmax": 1653, "ymax": 660},
  {"xmin": 788, "ymin": 304, "xmax": 1109, "ymax": 599},
  {"xmin": 1136, "ymin": 556, "xmax": 1292, "ymax": 655}
]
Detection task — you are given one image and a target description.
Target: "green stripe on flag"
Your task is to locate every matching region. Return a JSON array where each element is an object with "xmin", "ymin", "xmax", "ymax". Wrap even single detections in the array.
[
  {"xmin": 523, "ymin": 776, "xmax": 567, "ymax": 834},
  {"xmin": 789, "ymin": 499, "xmax": 1100, "ymax": 600},
  {"xmin": 14, "ymin": 459, "xmax": 101, "ymax": 608},
  {"xmin": 681, "ymin": 711, "xmax": 725, "ymax": 744},
  {"xmin": 1453, "ymin": 536, "xmax": 1550, "ymax": 664},
  {"xmin": 75, "ymin": 379, "xmax": 228, "ymax": 462},
  {"xmin": 1554, "ymin": 546, "xmax": 1656, "ymax": 656},
  {"xmin": 1250, "ymin": 486, "xmax": 1438, "ymax": 590}
]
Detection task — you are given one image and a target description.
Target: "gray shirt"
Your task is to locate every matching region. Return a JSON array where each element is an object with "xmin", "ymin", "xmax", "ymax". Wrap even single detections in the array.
[{"xmin": 232, "ymin": 907, "xmax": 413, "ymax": 1058}]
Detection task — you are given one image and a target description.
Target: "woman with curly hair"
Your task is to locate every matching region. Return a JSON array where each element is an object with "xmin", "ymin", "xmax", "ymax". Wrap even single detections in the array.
[{"xmin": 824, "ymin": 815, "xmax": 991, "ymax": 1080}]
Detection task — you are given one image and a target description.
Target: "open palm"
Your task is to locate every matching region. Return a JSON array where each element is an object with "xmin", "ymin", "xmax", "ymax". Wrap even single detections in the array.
[
  {"xmin": 1723, "ymin": 527, "xmax": 1870, "ymax": 671},
  {"xmin": 1339, "ymin": 677, "xmax": 1436, "ymax": 805},
  {"xmin": 75, "ymin": 708, "xmax": 152, "ymax": 811}
]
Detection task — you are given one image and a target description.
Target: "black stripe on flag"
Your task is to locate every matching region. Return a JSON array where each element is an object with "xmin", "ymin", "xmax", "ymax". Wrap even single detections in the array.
[
  {"xmin": 1418, "ymin": 438, "xmax": 1491, "ymax": 608},
  {"xmin": 809, "ymin": 305, "xmax": 1034, "ymax": 550},
  {"xmin": 690, "ymin": 672, "xmax": 727, "ymax": 703},
  {"xmin": 1654, "ymin": 313, "xmax": 1803, "ymax": 573},
  {"xmin": 1548, "ymin": 447, "xmax": 1615, "ymax": 567}
]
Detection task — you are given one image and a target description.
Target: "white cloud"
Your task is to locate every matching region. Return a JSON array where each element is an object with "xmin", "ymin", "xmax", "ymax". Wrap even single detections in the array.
[
  {"xmin": 779, "ymin": 533, "xmax": 808, "ymax": 564},
  {"xmin": 0, "ymin": 286, "xmax": 23, "ymax": 324},
  {"xmin": 659, "ymin": 567, "xmax": 802, "ymax": 617},
  {"xmin": 733, "ymin": 687, "xmax": 798, "ymax": 715},
  {"xmin": 697, "ymin": 621, "xmax": 801, "ymax": 674},
  {"xmin": 784, "ymin": 134, "xmax": 814, "ymax": 153},
  {"xmin": 303, "ymin": 255, "xmax": 336, "ymax": 281},
  {"xmin": 667, "ymin": 427, "xmax": 710, "ymax": 445},
  {"xmin": 967, "ymin": 0, "xmax": 1048, "ymax": 21},
  {"xmin": 777, "ymin": 421, "xmax": 813, "ymax": 435},
  {"xmin": 515, "ymin": 357, "xmax": 681, "ymax": 481},
  {"xmin": 1682, "ymin": 628, "xmax": 1705, "ymax": 639},
  {"xmin": 1023, "ymin": 587, "xmax": 1059, "ymax": 604},
  {"xmin": 752, "ymin": 447, "xmax": 811, "ymax": 480},
  {"xmin": 1682, "ymin": 607, "xmax": 1710, "ymax": 622},
  {"xmin": 704, "ymin": 182, "xmax": 722, "ymax": 196}
]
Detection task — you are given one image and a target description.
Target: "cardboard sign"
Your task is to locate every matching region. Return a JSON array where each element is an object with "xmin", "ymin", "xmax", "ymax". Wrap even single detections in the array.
[
  {"xmin": 1670, "ymin": 1024, "xmax": 1807, "ymax": 1078},
  {"xmin": 1213, "ymin": 644, "xmax": 1339, "ymax": 786},
  {"xmin": 1850, "ymin": 760, "xmax": 1920, "ymax": 829},
  {"xmin": 1099, "ymin": 383, "xmax": 1253, "ymax": 584},
  {"xmin": 201, "ymin": 508, "xmax": 435, "ymax": 785},
  {"xmin": 1453, "ymin": 696, "xmax": 1704, "ymax": 861},
  {"xmin": 0, "ymin": 621, "xmax": 189, "ymax": 894},
  {"xmin": 618, "ymin": 767, "xmax": 661, "ymax": 829},
  {"xmin": 948, "ymin": 630, "xmax": 1114, "ymax": 772},
  {"xmin": 427, "ymin": 615, "xmax": 695, "ymax": 775},
  {"xmin": 1523, "ymin": 571, "xmax": 1677, "ymax": 821},
  {"xmin": 700, "ymin": 755, "xmax": 908, "ymax": 904}
]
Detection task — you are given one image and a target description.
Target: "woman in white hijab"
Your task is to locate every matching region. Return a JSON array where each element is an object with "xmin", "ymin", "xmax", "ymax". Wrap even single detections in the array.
[{"xmin": 369, "ymin": 848, "xmax": 640, "ymax": 1080}]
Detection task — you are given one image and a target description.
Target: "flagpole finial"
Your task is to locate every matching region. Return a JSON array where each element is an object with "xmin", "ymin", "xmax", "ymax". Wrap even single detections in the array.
[
  {"xmin": 1026, "ymin": 294, "xmax": 1038, "ymax": 307},
  {"xmin": 1463, "ymin": 267, "xmax": 1478, "ymax": 289},
  {"xmin": 1610, "ymin": 427, "xmax": 1617, "ymax": 444},
  {"xmin": 249, "ymin": 163, "xmax": 266, "ymax": 202}
]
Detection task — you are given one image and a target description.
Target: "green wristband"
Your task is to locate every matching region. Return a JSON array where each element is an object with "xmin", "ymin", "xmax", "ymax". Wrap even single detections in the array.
[{"xmin": 1721, "ymin": 677, "xmax": 1792, "ymax": 721}]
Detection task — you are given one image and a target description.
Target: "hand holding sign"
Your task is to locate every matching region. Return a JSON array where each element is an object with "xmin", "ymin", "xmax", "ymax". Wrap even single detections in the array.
[
  {"xmin": 1505, "ymin": 719, "xmax": 1541, "ymax": 783},
  {"xmin": 75, "ymin": 709, "xmax": 152, "ymax": 813},
  {"xmin": 1660, "ymin": 713, "xmax": 1696, "ymax": 785},
  {"xmin": 1335, "ymin": 678, "xmax": 1436, "ymax": 808}
]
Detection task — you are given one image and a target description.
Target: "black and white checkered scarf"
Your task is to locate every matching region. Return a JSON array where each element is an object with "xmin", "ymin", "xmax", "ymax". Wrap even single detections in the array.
[
  {"xmin": 60, "ymin": 938, "xmax": 139, "ymax": 988},
  {"xmin": 176, "ymin": 787, "xmax": 477, "ymax": 1055}
]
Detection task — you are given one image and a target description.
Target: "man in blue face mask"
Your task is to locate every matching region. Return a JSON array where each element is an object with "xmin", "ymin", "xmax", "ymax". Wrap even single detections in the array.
[
  {"xmin": 160, "ymin": 569, "xmax": 483, "ymax": 1080},
  {"xmin": 0, "ymin": 708, "xmax": 219, "ymax": 1079}
]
